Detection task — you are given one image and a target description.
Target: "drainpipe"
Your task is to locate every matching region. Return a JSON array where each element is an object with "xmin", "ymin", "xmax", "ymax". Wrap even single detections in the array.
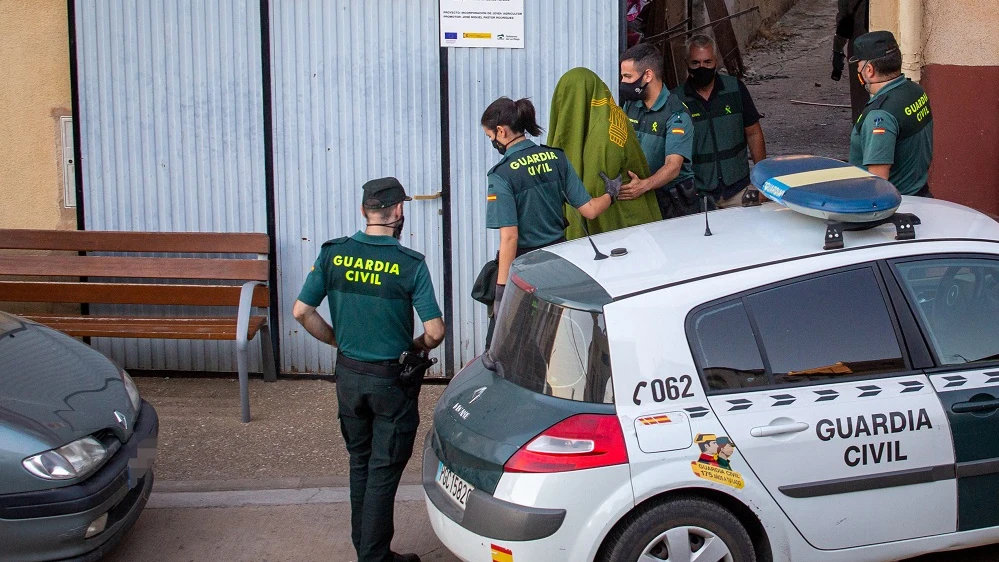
[{"xmin": 898, "ymin": 0, "xmax": 923, "ymax": 81}]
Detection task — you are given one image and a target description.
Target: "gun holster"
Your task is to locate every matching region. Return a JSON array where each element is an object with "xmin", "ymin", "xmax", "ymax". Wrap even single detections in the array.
[{"xmin": 398, "ymin": 351, "xmax": 437, "ymax": 399}]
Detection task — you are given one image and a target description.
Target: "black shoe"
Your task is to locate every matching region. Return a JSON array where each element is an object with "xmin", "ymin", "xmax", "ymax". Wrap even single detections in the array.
[{"xmin": 392, "ymin": 553, "xmax": 421, "ymax": 562}]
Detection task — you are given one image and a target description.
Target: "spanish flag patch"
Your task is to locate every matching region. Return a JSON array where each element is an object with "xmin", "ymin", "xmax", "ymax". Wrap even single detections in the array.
[
  {"xmin": 872, "ymin": 128, "xmax": 886, "ymax": 135},
  {"xmin": 671, "ymin": 128, "xmax": 685, "ymax": 134},
  {"xmin": 487, "ymin": 194, "xmax": 498, "ymax": 202},
  {"xmin": 491, "ymin": 544, "xmax": 513, "ymax": 562}
]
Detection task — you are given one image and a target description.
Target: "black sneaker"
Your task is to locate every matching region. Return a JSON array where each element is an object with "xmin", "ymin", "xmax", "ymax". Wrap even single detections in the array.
[{"xmin": 392, "ymin": 553, "xmax": 421, "ymax": 562}]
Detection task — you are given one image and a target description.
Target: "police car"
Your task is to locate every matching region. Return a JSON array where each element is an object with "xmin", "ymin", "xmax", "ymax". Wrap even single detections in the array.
[{"xmin": 423, "ymin": 157, "xmax": 999, "ymax": 562}]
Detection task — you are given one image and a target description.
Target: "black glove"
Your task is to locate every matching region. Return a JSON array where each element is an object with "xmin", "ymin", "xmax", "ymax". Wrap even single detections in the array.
[
  {"xmin": 831, "ymin": 50, "xmax": 846, "ymax": 81},
  {"xmin": 494, "ymin": 283, "xmax": 505, "ymax": 305},
  {"xmin": 598, "ymin": 171, "xmax": 622, "ymax": 202}
]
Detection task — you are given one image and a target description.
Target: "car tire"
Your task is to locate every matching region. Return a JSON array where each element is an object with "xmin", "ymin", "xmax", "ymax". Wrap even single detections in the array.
[{"xmin": 598, "ymin": 496, "xmax": 756, "ymax": 562}]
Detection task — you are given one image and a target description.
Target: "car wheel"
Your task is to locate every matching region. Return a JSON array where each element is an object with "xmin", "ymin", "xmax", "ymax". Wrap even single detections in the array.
[{"xmin": 599, "ymin": 496, "xmax": 756, "ymax": 562}]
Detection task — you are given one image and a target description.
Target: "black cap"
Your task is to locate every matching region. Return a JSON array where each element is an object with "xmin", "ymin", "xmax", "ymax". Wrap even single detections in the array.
[
  {"xmin": 361, "ymin": 177, "xmax": 411, "ymax": 209},
  {"xmin": 849, "ymin": 30, "xmax": 900, "ymax": 63}
]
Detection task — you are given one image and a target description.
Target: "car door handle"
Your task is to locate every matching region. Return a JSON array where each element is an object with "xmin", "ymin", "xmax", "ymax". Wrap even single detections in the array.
[
  {"xmin": 952, "ymin": 399, "xmax": 999, "ymax": 414},
  {"xmin": 750, "ymin": 422, "xmax": 809, "ymax": 438}
]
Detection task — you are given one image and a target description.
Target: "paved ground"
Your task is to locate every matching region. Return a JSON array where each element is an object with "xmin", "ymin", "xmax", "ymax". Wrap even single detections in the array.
[{"xmin": 98, "ymin": 0, "xmax": 999, "ymax": 560}]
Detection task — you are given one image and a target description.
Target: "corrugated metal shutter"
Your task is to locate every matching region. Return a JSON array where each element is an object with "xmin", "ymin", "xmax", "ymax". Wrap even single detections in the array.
[
  {"xmin": 74, "ymin": 0, "xmax": 267, "ymax": 372},
  {"xmin": 447, "ymin": 0, "xmax": 621, "ymax": 368},
  {"xmin": 269, "ymin": 0, "xmax": 445, "ymax": 374}
]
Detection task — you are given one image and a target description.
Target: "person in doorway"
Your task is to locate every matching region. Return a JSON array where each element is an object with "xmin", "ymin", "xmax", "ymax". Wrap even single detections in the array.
[
  {"xmin": 547, "ymin": 67, "xmax": 662, "ymax": 239},
  {"xmin": 849, "ymin": 31, "xmax": 934, "ymax": 197},
  {"xmin": 619, "ymin": 43, "xmax": 698, "ymax": 219},
  {"xmin": 831, "ymin": 0, "xmax": 870, "ymax": 122},
  {"xmin": 481, "ymin": 97, "xmax": 617, "ymax": 316},
  {"xmin": 674, "ymin": 34, "xmax": 767, "ymax": 209},
  {"xmin": 293, "ymin": 177, "xmax": 444, "ymax": 562}
]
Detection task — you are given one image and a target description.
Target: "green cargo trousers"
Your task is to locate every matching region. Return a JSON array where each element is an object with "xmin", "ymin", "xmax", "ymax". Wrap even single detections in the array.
[{"xmin": 335, "ymin": 364, "xmax": 420, "ymax": 562}]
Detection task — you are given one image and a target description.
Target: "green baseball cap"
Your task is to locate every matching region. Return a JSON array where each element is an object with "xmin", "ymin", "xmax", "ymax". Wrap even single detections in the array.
[
  {"xmin": 849, "ymin": 30, "xmax": 900, "ymax": 63},
  {"xmin": 361, "ymin": 177, "xmax": 411, "ymax": 209}
]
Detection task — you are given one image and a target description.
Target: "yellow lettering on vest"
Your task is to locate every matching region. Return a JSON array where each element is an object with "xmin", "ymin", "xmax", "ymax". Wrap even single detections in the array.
[
  {"xmin": 510, "ymin": 160, "xmax": 520, "ymax": 170},
  {"xmin": 389, "ymin": 263, "xmax": 401, "ymax": 275},
  {"xmin": 359, "ymin": 272, "xmax": 370, "ymax": 283},
  {"xmin": 373, "ymin": 274, "xmax": 381, "ymax": 285},
  {"xmin": 365, "ymin": 259, "xmax": 374, "ymax": 271},
  {"xmin": 345, "ymin": 270, "xmax": 355, "ymax": 282},
  {"xmin": 333, "ymin": 255, "xmax": 343, "ymax": 266},
  {"xmin": 916, "ymin": 106, "xmax": 930, "ymax": 122},
  {"xmin": 374, "ymin": 261, "xmax": 385, "ymax": 272}
]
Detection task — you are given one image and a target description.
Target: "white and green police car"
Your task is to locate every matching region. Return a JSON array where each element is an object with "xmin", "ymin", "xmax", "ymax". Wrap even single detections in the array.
[{"xmin": 423, "ymin": 159, "xmax": 999, "ymax": 562}]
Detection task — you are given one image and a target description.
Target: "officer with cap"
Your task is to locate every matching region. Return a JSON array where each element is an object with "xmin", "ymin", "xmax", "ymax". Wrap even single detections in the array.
[
  {"xmin": 293, "ymin": 177, "xmax": 444, "ymax": 562},
  {"xmin": 849, "ymin": 30, "xmax": 935, "ymax": 197}
]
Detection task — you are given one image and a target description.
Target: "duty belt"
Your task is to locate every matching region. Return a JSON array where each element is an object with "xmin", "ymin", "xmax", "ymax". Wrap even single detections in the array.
[{"xmin": 336, "ymin": 355, "xmax": 403, "ymax": 378}]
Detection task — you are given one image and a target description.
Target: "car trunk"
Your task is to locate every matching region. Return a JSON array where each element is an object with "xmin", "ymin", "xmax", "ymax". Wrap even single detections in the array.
[{"xmin": 430, "ymin": 250, "xmax": 616, "ymax": 495}]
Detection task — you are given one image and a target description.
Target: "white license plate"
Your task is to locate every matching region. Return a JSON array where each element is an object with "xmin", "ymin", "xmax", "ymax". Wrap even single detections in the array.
[{"xmin": 436, "ymin": 461, "xmax": 474, "ymax": 509}]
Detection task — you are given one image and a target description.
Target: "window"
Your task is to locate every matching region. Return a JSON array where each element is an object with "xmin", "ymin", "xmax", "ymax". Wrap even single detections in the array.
[
  {"xmin": 487, "ymin": 284, "xmax": 613, "ymax": 404},
  {"xmin": 747, "ymin": 268, "xmax": 905, "ymax": 385},
  {"xmin": 690, "ymin": 301, "xmax": 766, "ymax": 391},
  {"xmin": 894, "ymin": 258, "xmax": 999, "ymax": 366},
  {"xmin": 691, "ymin": 267, "xmax": 907, "ymax": 391}
]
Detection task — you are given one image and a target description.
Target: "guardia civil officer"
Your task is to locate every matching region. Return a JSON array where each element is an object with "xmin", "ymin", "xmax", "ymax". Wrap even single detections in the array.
[
  {"xmin": 849, "ymin": 31, "xmax": 934, "ymax": 197},
  {"xmin": 673, "ymin": 35, "xmax": 767, "ymax": 208},
  {"xmin": 618, "ymin": 42, "xmax": 698, "ymax": 218},
  {"xmin": 481, "ymin": 97, "xmax": 617, "ymax": 313},
  {"xmin": 293, "ymin": 177, "xmax": 444, "ymax": 562}
]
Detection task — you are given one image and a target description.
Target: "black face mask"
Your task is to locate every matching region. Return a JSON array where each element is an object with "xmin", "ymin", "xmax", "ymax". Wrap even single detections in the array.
[
  {"xmin": 688, "ymin": 66, "xmax": 717, "ymax": 89},
  {"xmin": 369, "ymin": 215, "xmax": 405, "ymax": 240},
  {"xmin": 491, "ymin": 134, "xmax": 524, "ymax": 156},
  {"xmin": 618, "ymin": 77, "xmax": 647, "ymax": 102}
]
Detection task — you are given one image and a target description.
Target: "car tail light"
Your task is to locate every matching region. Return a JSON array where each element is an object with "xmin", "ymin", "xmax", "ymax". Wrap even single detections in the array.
[{"xmin": 504, "ymin": 414, "xmax": 628, "ymax": 473}]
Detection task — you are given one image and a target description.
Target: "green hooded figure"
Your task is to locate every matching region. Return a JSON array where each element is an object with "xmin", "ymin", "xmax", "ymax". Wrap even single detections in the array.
[{"xmin": 548, "ymin": 67, "xmax": 662, "ymax": 239}]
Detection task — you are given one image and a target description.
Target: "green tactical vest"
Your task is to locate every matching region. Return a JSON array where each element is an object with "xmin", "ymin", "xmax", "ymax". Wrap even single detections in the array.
[
  {"xmin": 677, "ymin": 74, "xmax": 749, "ymax": 192},
  {"xmin": 854, "ymin": 78, "xmax": 932, "ymax": 142}
]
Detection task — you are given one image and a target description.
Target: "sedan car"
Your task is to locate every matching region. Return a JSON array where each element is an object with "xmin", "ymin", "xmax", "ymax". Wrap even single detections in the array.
[
  {"xmin": 0, "ymin": 311, "xmax": 158, "ymax": 562},
  {"xmin": 425, "ymin": 193, "xmax": 999, "ymax": 562}
]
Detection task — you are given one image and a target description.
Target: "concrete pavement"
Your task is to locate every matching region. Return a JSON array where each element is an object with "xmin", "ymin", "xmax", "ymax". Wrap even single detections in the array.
[{"xmin": 103, "ymin": 484, "xmax": 460, "ymax": 562}]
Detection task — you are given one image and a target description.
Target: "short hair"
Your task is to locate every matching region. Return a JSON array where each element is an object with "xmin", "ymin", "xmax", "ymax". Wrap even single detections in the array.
[
  {"xmin": 364, "ymin": 204, "xmax": 397, "ymax": 221},
  {"xmin": 869, "ymin": 49, "xmax": 903, "ymax": 76},
  {"xmin": 685, "ymin": 34, "xmax": 720, "ymax": 61},
  {"xmin": 620, "ymin": 43, "xmax": 664, "ymax": 79}
]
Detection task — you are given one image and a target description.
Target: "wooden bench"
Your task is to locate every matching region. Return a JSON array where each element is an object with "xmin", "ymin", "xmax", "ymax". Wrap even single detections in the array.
[{"xmin": 0, "ymin": 229, "xmax": 276, "ymax": 422}]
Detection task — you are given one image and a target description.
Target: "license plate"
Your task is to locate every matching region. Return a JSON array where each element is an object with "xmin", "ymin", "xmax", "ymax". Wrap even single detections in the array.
[{"xmin": 436, "ymin": 461, "xmax": 473, "ymax": 509}]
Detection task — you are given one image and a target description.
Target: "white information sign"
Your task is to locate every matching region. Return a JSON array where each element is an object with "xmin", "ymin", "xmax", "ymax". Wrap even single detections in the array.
[{"xmin": 440, "ymin": 0, "xmax": 525, "ymax": 49}]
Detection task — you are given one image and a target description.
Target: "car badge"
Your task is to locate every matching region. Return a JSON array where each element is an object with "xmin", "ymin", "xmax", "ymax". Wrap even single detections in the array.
[
  {"xmin": 469, "ymin": 387, "xmax": 487, "ymax": 404},
  {"xmin": 114, "ymin": 411, "xmax": 128, "ymax": 430}
]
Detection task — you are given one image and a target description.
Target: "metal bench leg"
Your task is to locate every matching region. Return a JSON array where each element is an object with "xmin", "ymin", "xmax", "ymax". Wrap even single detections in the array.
[
  {"xmin": 260, "ymin": 324, "xmax": 277, "ymax": 382},
  {"xmin": 236, "ymin": 337, "xmax": 251, "ymax": 423}
]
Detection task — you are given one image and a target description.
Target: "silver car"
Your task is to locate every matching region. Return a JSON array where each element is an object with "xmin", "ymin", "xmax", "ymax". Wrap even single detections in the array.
[{"xmin": 0, "ymin": 311, "xmax": 158, "ymax": 561}]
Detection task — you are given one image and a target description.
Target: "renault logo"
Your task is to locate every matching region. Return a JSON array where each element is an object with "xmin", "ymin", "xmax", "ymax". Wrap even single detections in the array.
[
  {"xmin": 469, "ymin": 387, "xmax": 487, "ymax": 404},
  {"xmin": 114, "ymin": 411, "xmax": 128, "ymax": 430}
]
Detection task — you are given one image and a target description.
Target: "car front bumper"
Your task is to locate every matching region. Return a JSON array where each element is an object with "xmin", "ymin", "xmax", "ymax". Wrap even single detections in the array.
[{"xmin": 0, "ymin": 400, "xmax": 159, "ymax": 562}]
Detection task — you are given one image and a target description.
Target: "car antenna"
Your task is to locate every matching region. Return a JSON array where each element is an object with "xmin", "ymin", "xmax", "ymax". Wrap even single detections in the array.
[
  {"xmin": 703, "ymin": 194, "xmax": 713, "ymax": 237},
  {"xmin": 580, "ymin": 219, "xmax": 609, "ymax": 260}
]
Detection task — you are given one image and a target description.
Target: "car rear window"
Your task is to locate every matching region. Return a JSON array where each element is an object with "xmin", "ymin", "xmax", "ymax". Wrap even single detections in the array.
[{"xmin": 487, "ymin": 283, "xmax": 613, "ymax": 404}]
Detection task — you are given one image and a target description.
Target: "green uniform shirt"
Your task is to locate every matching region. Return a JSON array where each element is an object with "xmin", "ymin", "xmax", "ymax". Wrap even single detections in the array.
[
  {"xmin": 486, "ymin": 140, "xmax": 592, "ymax": 249},
  {"xmin": 849, "ymin": 75, "xmax": 934, "ymax": 195},
  {"xmin": 297, "ymin": 231, "xmax": 442, "ymax": 363},
  {"xmin": 623, "ymin": 88, "xmax": 695, "ymax": 190}
]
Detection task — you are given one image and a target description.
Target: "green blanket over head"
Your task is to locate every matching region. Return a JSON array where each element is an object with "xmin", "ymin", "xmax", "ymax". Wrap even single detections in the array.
[{"xmin": 547, "ymin": 67, "xmax": 662, "ymax": 239}]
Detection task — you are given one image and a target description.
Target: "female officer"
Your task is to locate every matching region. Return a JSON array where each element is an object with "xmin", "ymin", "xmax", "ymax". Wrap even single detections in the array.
[{"xmin": 480, "ymin": 97, "xmax": 616, "ymax": 345}]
